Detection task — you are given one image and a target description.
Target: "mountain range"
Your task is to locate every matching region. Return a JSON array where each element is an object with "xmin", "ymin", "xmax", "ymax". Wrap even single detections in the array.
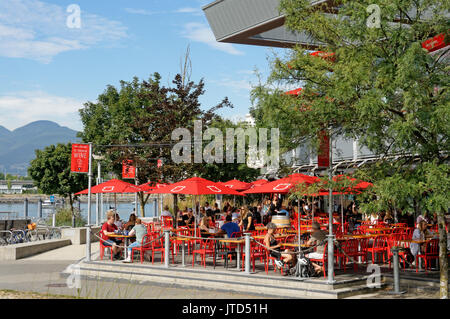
[{"xmin": 0, "ymin": 121, "xmax": 80, "ymax": 176}]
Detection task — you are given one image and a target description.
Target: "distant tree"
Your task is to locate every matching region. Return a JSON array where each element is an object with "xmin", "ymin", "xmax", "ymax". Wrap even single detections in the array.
[{"xmin": 28, "ymin": 143, "xmax": 88, "ymax": 227}]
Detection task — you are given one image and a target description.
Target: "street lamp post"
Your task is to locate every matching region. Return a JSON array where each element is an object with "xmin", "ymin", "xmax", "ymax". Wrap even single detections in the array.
[
  {"xmin": 327, "ymin": 134, "xmax": 335, "ymax": 284},
  {"xmin": 86, "ymin": 143, "xmax": 93, "ymax": 262}
]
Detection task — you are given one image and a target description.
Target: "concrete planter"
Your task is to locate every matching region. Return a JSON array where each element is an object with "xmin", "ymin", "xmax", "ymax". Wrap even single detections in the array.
[{"xmin": 61, "ymin": 226, "xmax": 101, "ymax": 245}]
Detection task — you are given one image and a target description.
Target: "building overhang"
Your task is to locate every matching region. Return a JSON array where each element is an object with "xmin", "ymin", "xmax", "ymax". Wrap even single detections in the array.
[
  {"xmin": 203, "ymin": 0, "xmax": 448, "ymax": 50},
  {"xmin": 202, "ymin": 0, "xmax": 332, "ymax": 48}
]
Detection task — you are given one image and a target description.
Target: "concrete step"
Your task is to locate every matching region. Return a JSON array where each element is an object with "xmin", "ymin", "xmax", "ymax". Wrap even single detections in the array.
[
  {"xmin": 0, "ymin": 239, "xmax": 72, "ymax": 260},
  {"xmin": 64, "ymin": 260, "xmax": 386, "ymax": 299}
]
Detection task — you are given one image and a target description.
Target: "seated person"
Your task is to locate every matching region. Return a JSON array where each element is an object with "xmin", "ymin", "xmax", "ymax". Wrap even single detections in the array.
[
  {"xmin": 123, "ymin": 213, "xmax": 137, "ymax": 231},
  {"xmin": 181, "ymin": 208, "xmax": 195, "ymax": 226},
  {"xmin": 213, "ymin": 203, "xmax": 221, "ymax": 216},
  {"xmin": 177, "ymin": 210, "xmax": 187, "ymax": 227},
  {"xmin": 305, "ymin": 221, "xmax": 327, "ymax": 275},
  {"xmin": 102, "ymin": 210, "xmax": 123, "ymax": 260},
  {"xmin": 383, "ymin": 211, "xmax": 394, "ymax": 225},
  {"xmin": 410, "ymin": 220, "xmax": 435, "ymax": 265},
  {"xmin": 123, "ymin": 218, "xmax": 148, "ymax": 263},
  {"xmin": 264, "ymin": 223, "xmax": 295, "ymax": 272},
  {"xmin": 114, "ymin": 213, "xmax": 124, "ymax": 230},
  {"xmin": 218, "ymin": 215, "xmax": 241, "ymax": 238},
  {"xmin": 199, "ymin": 216, "xmax": 212, "ymax": 238},
  {"xmin": 278, "ymin": 205, "xmax": 290, "ymax": 217}
]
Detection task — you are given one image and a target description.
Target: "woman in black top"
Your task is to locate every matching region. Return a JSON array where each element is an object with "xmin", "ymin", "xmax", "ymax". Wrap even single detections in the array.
[
  {"xmin": 239, "ymin": 206, "xmax": 255, "ymax": 231},
  {"xmin": 264, "ymin": 223, "xmax": 294, "ymax": 270}
]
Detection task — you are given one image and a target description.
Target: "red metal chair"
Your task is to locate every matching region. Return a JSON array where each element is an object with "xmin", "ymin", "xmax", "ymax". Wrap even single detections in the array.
[
  {"xmin": 131, "ymin": 234, "xmax": 153, "ymax": 263},
  {"xmin": 241, "ymin": 238, "xmax": 266, "ymax": 272},
  {"xmin": 387, "ymin": 235, "xmax": 408, "ymax": 270},
  {"xmin": 264, "ymin": 249, "xmax": 284, "ymax": 275},
  {"xmin": 416, "ymin": 239, "xmax": 439, "ymax": 273},
  {"xmin": 341, "ymin": 239, "xmax": 359, "ymax": 272},
  {"xmin": 367, "ymin": 236, "xmax": 388, "ymax": 264},
  {"xmin": 172, "ymin": 227, "xmax": 189, "ymax": 256},
  {"xmin": 309, "ymin": 243, "xmax": 335, "ymax": 278},
  {"xmin": 192, "ymin": 238, "xmax": 215, "ymax": 268},
  {"xmin": 99, "ymin": 231, "xmax": 115, "ymax": 261},
  {"xmin": 151, "ymin": 236, "xmax": 174, "ymax": 264}
]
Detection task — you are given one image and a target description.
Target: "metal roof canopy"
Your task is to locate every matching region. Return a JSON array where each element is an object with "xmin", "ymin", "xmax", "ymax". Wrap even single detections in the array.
[
  {"xmin": 202, "ymin": 0, "xmax": 331, "ymax": 48},
  {"xmin": 203, "ymin": 0, "xmax": 445, "ymax": 49}
]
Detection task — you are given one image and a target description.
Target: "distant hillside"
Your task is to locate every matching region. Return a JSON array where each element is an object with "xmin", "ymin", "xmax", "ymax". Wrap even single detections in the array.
[{"xmin": 0, "ymin": 121, "xmax": 80, "ymax": 176}]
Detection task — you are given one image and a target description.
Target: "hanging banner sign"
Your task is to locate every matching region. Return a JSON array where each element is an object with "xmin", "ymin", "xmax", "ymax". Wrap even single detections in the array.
[
  {"xmin": 71, "ymin": 144, "xmax": 90, "ymax": 173},
  {"xmin": 317, "ymin": 130, "xmax": 330, "ymax": 168},
  {"xmin": 122, "ymin": 160, "xmax": 136, "ymax": 179}
]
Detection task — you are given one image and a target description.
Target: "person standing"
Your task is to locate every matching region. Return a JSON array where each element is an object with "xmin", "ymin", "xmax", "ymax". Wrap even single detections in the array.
[{"xmin": 239, "ymin": 206, "xmax": 255, "ymax": 232}]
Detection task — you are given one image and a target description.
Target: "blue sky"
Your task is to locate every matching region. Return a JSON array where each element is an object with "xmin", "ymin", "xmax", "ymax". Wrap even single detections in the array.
[{"xmin": 0, "ymin": 0, "xmax": 285, "ymax": 131}]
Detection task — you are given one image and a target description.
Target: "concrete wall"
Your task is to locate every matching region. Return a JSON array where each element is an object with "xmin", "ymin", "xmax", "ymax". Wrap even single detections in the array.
[
  {"xmin": 61, "ymin": 226, "xmax": 101, "ymax": 245},
  {"xmin": 0, "ymin": 239, "xmax": 71, "ymax": 260}
]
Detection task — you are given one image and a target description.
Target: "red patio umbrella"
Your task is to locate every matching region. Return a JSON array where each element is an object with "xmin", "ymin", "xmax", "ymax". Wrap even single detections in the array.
[
  {"xmin": 220, "ymin": 179, "xmax": 252, "ymax": 191},
  {"xmin": 139, "ymin": 182, "xmax": 170, "ymax": 192},
  {"xmin": 147, "ymin": 177, "xmax": 244, "ymax": 232},
  {"xmin": 147, "ymin": 177, "xmax": 244, "ymax": 196},
  {"xmin": 75, "ymin": 179, "xmax": 143, "ymax": 195},
  {"xmin": 250, "ymin": 179, "xmax": 269, "ymax": 187},
  {"xmin": 76, "ymin": 179, "xmax": 144, "ymax": 213},
  {"xmin": 242, "ymin": 173, "xmax": 319, "ymax": 194}
]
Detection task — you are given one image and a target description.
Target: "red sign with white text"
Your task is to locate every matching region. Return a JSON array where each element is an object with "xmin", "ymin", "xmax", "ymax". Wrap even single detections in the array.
[
  {"xmin": 122, "ymin": 160, "xmax": 136, "ymax": 179},
  {"xmin": 71, "ymin": 144, "xmax": 90, "ymax": 173},
  {"xmin": 317, "ymin": 131, "xmax": 330, "ymax": 168}
]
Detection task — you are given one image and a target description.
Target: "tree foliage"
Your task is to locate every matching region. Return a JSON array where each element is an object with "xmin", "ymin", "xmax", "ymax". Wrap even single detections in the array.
[
  {"xmin": 28, "ymin": 143, "xmax": 88, "ymax": 225},
  {"xmin": 251, "ymin": 0, "xmax": 449, "ymax": 297},
  {"xmin": 79, "ymin": 73, "xmax": 259, "ymax": 215}
]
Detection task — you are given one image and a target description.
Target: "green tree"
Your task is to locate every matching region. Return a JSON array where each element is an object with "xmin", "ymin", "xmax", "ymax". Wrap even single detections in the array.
[
  {"xmin": 78, "ymin": 73, "xmax": 234, "ymax": 216},
  {"xmin": 251, "ymin": 0, "xmax": 449, "ymax": 297},
  {"xmin": 28, "ymin": 143, "xmax": 88, "ymax": 227}
]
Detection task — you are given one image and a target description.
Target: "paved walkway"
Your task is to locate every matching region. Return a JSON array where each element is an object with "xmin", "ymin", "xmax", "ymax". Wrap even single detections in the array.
[
  {"xmin": 0, "ymin": 244, "xmax": 271, "ymax": 299},
  {"xmin": 0, "ymin": 243, "xmax": 444, "ymax": 299}
]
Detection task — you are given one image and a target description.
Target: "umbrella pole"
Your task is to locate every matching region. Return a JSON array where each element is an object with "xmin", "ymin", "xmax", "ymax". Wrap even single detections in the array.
[
  {"xmin": 297, "ymin": 198, "xmax": 301, "ymax": 249},
  {"xmin": 340, "ymin": 194, "xmax": 344, "ymax": 234},
  {"xmin": 114, "ymin": 193, "xmax": 117, "ymax": 211}
]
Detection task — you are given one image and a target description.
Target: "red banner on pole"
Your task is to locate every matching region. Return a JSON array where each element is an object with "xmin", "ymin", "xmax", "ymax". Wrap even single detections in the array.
[
  {"xmin": 71, "ymin": 144, "xmax": 90, "ymax": 173},
  {"xmin": 122, "ymin": 160, "xmax": 136, "ymax": 179},
  {"xmin": 317, "ymin": 130, "xmax": 330, "ymax": 168}
]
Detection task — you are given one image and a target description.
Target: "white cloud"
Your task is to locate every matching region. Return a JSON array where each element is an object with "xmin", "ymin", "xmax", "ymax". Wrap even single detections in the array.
[
  {"xmin": 215, "ymin": 78, "xmax": 253, "ymax": 93},
  {"xmin": 175, "ymin": 7, "xmax": 202, "ymax": 15},
  {"xmin": 0, "ymin": 0, "xmax": 128, "ymax": 63},
  {"xmin": 0, "ymin": 91, "xmax": 83, "ymax": 131},
  {"xmin": 124, "ymin": 8, "xmax": 163, "ymax": 16},
  {"xmin": 182, "ymin": 23, "xmax": 244, "ymax": 56}
]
